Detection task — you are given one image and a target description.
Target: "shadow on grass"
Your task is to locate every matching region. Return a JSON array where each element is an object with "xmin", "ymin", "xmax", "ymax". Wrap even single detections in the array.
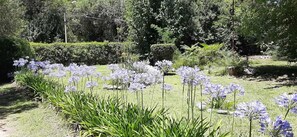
[
  {"xmin": 244, "ymin": 65, "xmax": 297, "ymax": 88},
  {"xmin": 0, "ymin": 85, "xmax": 38, "ymax": 119}
]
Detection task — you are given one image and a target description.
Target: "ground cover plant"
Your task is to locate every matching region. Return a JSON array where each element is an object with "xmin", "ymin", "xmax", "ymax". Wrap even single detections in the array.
[{"xmin": 12, "ymin": 57, "xmax": 297, "ymax": 136}]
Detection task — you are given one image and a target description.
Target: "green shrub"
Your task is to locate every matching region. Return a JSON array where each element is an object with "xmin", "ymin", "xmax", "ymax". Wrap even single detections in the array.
[
  {"xmin": 0, "ymin": 37, "xmax": 33, "ymax": 82},
  {"xmin": 173, "ymin": 43, "xmax": 245, "ymax": 75},
  {"xmin": 150, "ymin": 44, "xmax": 177, "ymax": 63},
  {"xmin": 173, "ymin": 44, "xmax": 223, "ymax": 69},
  {"xmin": 31, "ymin": 42, "xmax": 134, "ymax": 65}
]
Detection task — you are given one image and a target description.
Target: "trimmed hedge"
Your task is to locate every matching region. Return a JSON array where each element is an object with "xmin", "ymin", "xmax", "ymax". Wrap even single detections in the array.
[
  {"xmin": 31, "ymin": 42, "xmax": 134, "ymax": 65},
  {"xmin": 150, "ymin": 44, "xmax": 176, "ymax": 63},
  {"xmin": 0, "ymin": 37, "xmax": 34, "ymax": 82}
]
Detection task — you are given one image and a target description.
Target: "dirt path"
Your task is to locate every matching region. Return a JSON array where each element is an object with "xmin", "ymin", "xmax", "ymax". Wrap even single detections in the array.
[{"xmin": 0, "ymin": 83, "xmax": 73, "ymax": 137}]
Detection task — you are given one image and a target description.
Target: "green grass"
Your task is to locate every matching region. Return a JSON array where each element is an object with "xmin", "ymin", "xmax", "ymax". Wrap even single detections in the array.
[
  {"xmin": 61, "ymin": 59, "xmax": 297, "ymax": 137},
  {"xmin": 0, "ymin": 84, "xmax": 73, "ymax": 137}
]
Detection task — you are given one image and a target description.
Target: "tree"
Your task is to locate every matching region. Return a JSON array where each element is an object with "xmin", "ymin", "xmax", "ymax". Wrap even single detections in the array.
[
  {"xmin": 159, "ymin": 0, "xmax": 197, "ymax": 48},
  {"xmin": 21, "ymin": 0, "xmax": 66, "ymax": 43},
  {"xmin": 69, "ymin": 0, "xmax": 127, "ymax": 42},
  {"xmin": 0, "ymin": 0, "xmax": 24, "ymax": 37},
  {"xmin": 126, "ymin": 0, "xmax": 162, "ymax": 55},
  {"xmin": 241, "ymin": 0, "xmax": 297, "ymax": 60},
  {"xmin": 194, "ymin": 0, "xmax": 227, "ymax": 44}
]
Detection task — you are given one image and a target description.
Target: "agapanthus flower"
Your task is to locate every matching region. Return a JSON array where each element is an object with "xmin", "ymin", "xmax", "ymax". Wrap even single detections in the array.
[
  {"xmin": 109, "ymin": 68, "xmax": 134, "ymax": 85},
  {"xmin": 50, "ymin": 71, "xmax": 67, "ymax": 78},
  {"xmin": 235, "ymin": 101, "xmax": 269, "ymax": 122},
  {"xmin": 228, "ymin": 83, "xmax": 245, "ymax": 95},
  {"xmin": 203, "ymin": 83, "xmax": 229, "ymax": 99},
  {"xmin": 155, "ymin": 60, "xmax": 173, "ymax": 73},
  {"xmin": 131, "ymin": 72, "xmax": 160, "ymax": 86},
  {"xmin": 275, "ymin": 93, "xmax": 297, "ymax": 114},
  {"xmin": 65, "ymin": 85, "xmax": 77, "ymax": 92},
  {"xmin": 260, "ymin": 116, "xmax": 293, "ymax": 137},
  {"xmin": 86, "ymin": 81, "xmax": 98, "ymax": 89},
  {"xmin": 27, "ymin": 60, "xmax": 39, "ymax": 72},
  {"xmin": 48, "ymin": 63, "xmax": 64, "ymax": 70},
  {"xmin": 128, "ymin": 83, "xmax": 145, "ymax": 92},
  {"xmin": 68, "ymin": 76, "xmax": 81, "ymax": 84},
  {"xmin": 108, "ymin": 64, "xmax": 120, "ymax": 72},
  {"xmin": 176, "ymin": 66, "xmax": 209, "ymax": 86},
  {"xmin": 83, "ymin": 65, "xmax": 97, "ymax": 77},
  {"xmin": 66, "ymin": 63, "xmax": 79, "ymax": 73},
  {"xmin": 132, "ymin": 61, "xmax": 150, "ymax": 73},
  {"xmin": 161, "ymin": 83, "xmax": 173, "ymax": 91},
  {"xmin": 94, "ymin": 72, "xmax": 102, "ymax": 78},
  {"xmin": 13, "ymin": 58, "xmax": 28, "ymax": 67}
]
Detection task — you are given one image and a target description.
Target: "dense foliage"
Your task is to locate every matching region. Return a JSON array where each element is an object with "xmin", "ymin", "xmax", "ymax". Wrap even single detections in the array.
[
  {"xmin": 150, "ymin": 44, "xmax": 176, "ymax": 63},
  {"xmin": 21, "ymin": 0, "xmax": 66, "ymax": 43},
  {"xmin": 2, "ymin": 0, "xmax": 297, "ymax": 60},
  {"xmin": 173, "ymin": 44, "xmax": 245, "ymax": 74},
  {"xmin": 0, "ymin": 0, "xmax": 24, "ymax": 37},
  {"xmin": 31, "ymin": 42, "xmax": 132, "ymax": 65},
  {"xmin": 240, "ymin": 0, "xmax": 297, "ymax": 60},
  {"xmin": 0, "ymin": 37, "xmax": 33, "ymax": 82}
]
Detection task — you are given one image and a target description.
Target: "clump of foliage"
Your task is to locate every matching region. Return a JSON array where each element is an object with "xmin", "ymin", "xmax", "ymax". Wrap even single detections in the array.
[
  {"xmin": 150, "ymin": 43, "xmax": 176, "ymax": 63},
  {"xmin": 173, "ymin": 43, "xmax": 245, "ymax": 75},
  {"xmin": 0, "ymin": 37, "xmax": 33, "ymax": 82},
  {"xmin": 31, "ymin": 42, "xmax": 134, "ymax": 65}
]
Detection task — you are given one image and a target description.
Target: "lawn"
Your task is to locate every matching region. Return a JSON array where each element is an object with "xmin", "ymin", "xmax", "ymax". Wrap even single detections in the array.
[
  {"xmin": 7, "ymin": 58, "xmax": 297, "ymax": 136},
  {"xmin": 77, "ymin": 59, "xmax": 297, "ymax": 136}
]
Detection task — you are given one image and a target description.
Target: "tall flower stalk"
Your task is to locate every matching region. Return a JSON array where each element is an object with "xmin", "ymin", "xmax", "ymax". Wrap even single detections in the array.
[
  {"xmin": 235, "ymin": 101, "xmax": 269, "ymax": 137},
  {"xmin": 275, "ymin": 93, "xmax": 297, "ymax": 119},
  {"xmin": 155, "ymin": 60, "xmax": 173, "ymax": 109},
  {"xmin": 227, "ymin": 83, "xmax": 245, "ymax": 136},
  {"xmin": 177, "ymin": 66, "xmax": 208, "ymax": 121}
]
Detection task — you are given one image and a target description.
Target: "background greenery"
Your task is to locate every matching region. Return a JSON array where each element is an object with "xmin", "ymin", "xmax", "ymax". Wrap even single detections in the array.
[{"xmin": 1, "ymin": 0, "xmax": 296, "ymax": 60}]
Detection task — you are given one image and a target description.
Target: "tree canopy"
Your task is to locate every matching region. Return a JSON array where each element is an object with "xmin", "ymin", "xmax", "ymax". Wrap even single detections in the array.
[{"xmin": 0, "ymin": 0, "xmax": 296, "ymax": 60}]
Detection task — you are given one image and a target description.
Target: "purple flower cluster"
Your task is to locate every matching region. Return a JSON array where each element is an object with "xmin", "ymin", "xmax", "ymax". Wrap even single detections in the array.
[
  {"xmin": 155, "ymin": 60, "xmax": 173, "ymax": 73},
  {"xmin": 132, "ymin": 61, "xmax": 150, "ymax": 73},
  {"xmin": 65, "ymin": 85, "xmax": 77, "ymax": 92},
  {"xmin": 68, "ymin": 76, "xmax": 81, "ymax": 84},
  {"xmin": 128, "ymin": 83, "xmax": 145, "ymax": 92},
  {"xmin": 176, "ymin": 66, "xmax": 209, "ymax": 86},
  {"xmin": 228, "ymin": 83, "xmax": 245, "ymax": 95},
  {"xmin": 108, "ymin": 64, "xmax": 120, "ymax": 72},
  {"xmin": 86, "ymin": 81, "xmax": 98, "ymax": 89},
  {"xmin": 235, "ymin": 101, "xmax": 270, "ymax": 122},
  {"xmin": 275, "ymin": 93, "xmax": 297, "ymax": 114},
  {"xmin": 260, "ymin": 116, "xmax": 293, "ymax": 137},
  {"xmin": 13, "ymin": 58, "xmax": 28, "ymax": 67},
  {"xmin": 203, "ymin": 83, "xmax": 229, "ymax": 99},
  {"xmin": 106, "ymin": 61, "xmax": 163, "ymax": 92},
  {"xmin": 14, "ymin": 58, "xmax": 105, "ymax": 93}
]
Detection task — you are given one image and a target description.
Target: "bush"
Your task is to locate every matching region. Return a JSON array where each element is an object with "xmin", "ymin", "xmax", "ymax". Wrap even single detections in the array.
[
  {"xmin": 150, "ymin": 44, "xmax": 177, "ymax": 63},
  {"xmin": 173, "ymin": 43, "xmax": 223, "ymax": 69},
  {"xmin": 173, "ymin": 43, "xmax": 246, "ymax": 75},
  {"xmin": 0, "ymin": 37, "xmax": 33, "ymax": 82},
  {"xmin": 31, "ymin": 42, "xmax": 134, "ymax": 65}
]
